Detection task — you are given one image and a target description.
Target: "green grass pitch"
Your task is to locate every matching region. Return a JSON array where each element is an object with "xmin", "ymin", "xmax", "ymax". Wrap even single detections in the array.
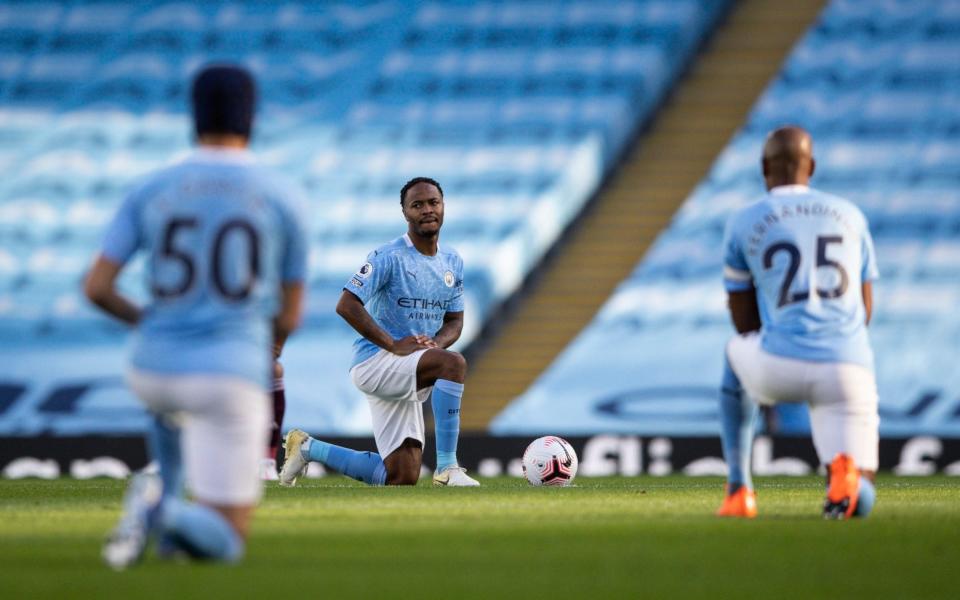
[{"xmin": 1, "ymin": 476, "xmax": 957, "ymax": 599}]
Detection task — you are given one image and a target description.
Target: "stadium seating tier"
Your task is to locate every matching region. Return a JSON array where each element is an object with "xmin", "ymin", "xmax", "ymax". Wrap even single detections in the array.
[
  {"xmin": 493, "ymin": 0, "xmax": 960, "ymax": 438},
  {"xmin": 0, "ymin": 0, "xmax": 729, "ymax": 434}
]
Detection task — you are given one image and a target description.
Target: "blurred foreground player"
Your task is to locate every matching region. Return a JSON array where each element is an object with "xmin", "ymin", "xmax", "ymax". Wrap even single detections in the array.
[
  {"xmin": 718, "ymin": 126, "xmax": 879, "ymax": 519},
  {"xmin": 279, "ymin": 177, "xmax": 479, "ymax": 487},
  {"xmin": 86, "ymin": 64, "xmax": 307, "ymax": 568}
]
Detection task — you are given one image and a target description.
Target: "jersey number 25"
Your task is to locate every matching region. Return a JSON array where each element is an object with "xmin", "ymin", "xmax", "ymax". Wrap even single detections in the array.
[{"xmin": 763, "ymin": 235, "xmax": 849, "ymax": 308}]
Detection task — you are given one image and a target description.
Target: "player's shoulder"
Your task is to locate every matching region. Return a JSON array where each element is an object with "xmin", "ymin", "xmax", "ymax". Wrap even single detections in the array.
[
  {"xmin": 188, "ymin": 150, "xmax": 305, "ymax": 207},
  {"xmin": 367, "ymin": 236, "xmax": 409, "ymax": 262},
  {"xmin": 808, "ymin": 187, "xmax": 870, "ymax": 228},
  {"xmin": 233, "ymin": 167, "xmax": 310, "ymax": 237},
  {"xmin": 814, "ymin": 188, "xmax": 862, "ymax": 210},
  {"xmin": 725, "ymin": 194, "xmax": 768, "ymax": 231},
  {"xmin": 438, "ymin": 243, "xmax": 462, "ymax": 264},
  {"xmin": 123, "ymin": 160, "xmax": 185, "ymax": 207},
  {"xmin": 245, "ymin": 165, "xmax": 305, "ymax": 208}
]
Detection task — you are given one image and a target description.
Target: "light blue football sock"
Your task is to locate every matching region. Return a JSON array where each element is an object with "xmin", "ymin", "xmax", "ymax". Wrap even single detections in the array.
[
  {"xmin": 157, "ymin": 499, "xmax": 243, "ymax": 562},
  {"xmin": 431, "ymin": 379, "xmax": 464, "ymax": 472},
  {"xmin": 304, "ymin": 438, "xmax": 386, "ymax": 486},
  {"xmin": 147, "ymin": 415, "xmax": 183, "ymax": 503},
  {"xmin": 719, "ymin": 358, "xmax": 758, "ymax": 493},
  {"xmin": 854, "ymin": 476, "xmax": 876, "ymax": 518}
]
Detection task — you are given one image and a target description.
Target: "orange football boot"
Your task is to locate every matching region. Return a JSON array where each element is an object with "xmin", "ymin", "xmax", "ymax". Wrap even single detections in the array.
[
  {"xmin": 716, "ymin": 485, "xmax": 757, "ymax": 518},
  {"xmin": 824, "ymin": 453, "xmax": 860, "ymax": 519}
]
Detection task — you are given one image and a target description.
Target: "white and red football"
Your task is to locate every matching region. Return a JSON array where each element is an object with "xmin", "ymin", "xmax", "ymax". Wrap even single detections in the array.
[{"xmin": 521, "ymin": 436, "xmax": 578, "ymax": 486}]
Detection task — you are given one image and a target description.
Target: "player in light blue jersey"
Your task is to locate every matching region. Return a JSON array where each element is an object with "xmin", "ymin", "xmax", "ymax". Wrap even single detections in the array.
[
  {"xmin": 280, "ymin": 177, "xmax": 480, "ymax": 487},
  {"xmin": 86, "ymin": 65, "xmax": 308, "ymax": 568},
  {"xmin": 717, "ymin": 126, "xmax": 879, "ymax": 519}
]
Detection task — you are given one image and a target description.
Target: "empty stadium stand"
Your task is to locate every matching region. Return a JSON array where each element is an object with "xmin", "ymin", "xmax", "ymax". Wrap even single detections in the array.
[
  {"xmin": 493, "ymin": 0, "xmax": 960, "ymax": 438},
  {"xmin": 464, "ymin": 0, "xmax": 828, "ymax": 429},
  {"xmin": 0, "ymin": 1, "xmax": 729, "ymax": 435}
]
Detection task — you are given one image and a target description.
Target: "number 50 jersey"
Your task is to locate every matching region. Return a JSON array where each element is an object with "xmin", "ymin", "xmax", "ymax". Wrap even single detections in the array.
[
  {"xmin": 722, "ymin": 185, "xmax": 879, "ymax": 369},
  {"xmin": 99, "ymin": 148, "xmax": 308, "ymax": 387}
]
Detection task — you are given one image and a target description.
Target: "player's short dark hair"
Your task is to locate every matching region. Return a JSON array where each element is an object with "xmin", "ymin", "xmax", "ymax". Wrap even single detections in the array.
[
  {"xmin": 191, "ymin": 64, "xmax": 256, "ymax": 139},
  {"xmin": 400, "ymin": 176, "xmax": 443, "ymax": 205}
]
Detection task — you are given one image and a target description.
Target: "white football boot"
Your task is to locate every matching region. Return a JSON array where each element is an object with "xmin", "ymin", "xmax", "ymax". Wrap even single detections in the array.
[
  {"xmin": 260, "ymin": 457, "xmax": 279, "ymax": 481},
  {"xmin": 278, "ymin": 429, "xmax": 310, "ymax": 487},
  {"xmin": 432, "ymin": 466, "xmax": 480, "ymax": 487},
  {"xmin": 102, "ymin": 472, "xmax": 162, "ymax": 570}
]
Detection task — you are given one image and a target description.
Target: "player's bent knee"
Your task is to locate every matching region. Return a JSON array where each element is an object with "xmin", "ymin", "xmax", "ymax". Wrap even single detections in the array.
[
  {"xmin": 208, "ymin": 504, "xmax": 255, "ymax": 540},
  {"xmin": 442, "ymin": 351, "xmax": 467, "ymax": 380},
  {"xmin": 384, "ymin": 441, "xmax": 422, "ymax": 485},
  {"xmin": 386, "ymin": 468, "xmax": 419, "ymax": 486}
]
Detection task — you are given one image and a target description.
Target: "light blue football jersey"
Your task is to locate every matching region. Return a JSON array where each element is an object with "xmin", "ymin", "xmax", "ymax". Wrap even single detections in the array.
[
  {"xmin": 100, "ymin": 148, "xmax": 308, "ymax": 388},
  {"xmin": 345, "ymin": 234, "xmax": 465, "ymax": 368},
  {"xmin": 722, "ymin": 185, "xmax": 879, "ymax": 368}
]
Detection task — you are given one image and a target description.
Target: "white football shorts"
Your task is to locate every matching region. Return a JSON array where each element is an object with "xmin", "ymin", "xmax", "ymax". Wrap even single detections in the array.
[
  {"xmin": 726, "ymin": 332, "xmax": 879, "ymax": 471},
  {"xmin": 350, "ymin": 349, "xmax": 432, "ymax": 458},
  {"xmin": 127, "ymin": 369, "xmax": 270, "ymax": 506}
]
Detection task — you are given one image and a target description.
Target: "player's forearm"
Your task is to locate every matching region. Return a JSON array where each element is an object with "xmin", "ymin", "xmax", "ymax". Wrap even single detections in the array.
[
  {"xmin": 731, "ymin": 312, "xmax": 761, "ymax": 335},
  {"xmin": 84, "ymin": 256, "xmax": 140, "ymax": 325},
  {"xmin": 727, "ymin": 290, "xmax": 761, "ymax": 334},
  {"xmin": 862, "ymin": 281, "xmax": 873, "ymax": 326},
  {"xmin": 347, "ymin": 313, "xmax": 395, "ymax": 351},
  {"xmin": 336, "ymin": 293, "xmax": 396, "ymax": 351},
  {"xmin": 433, "ymin": 321, "xmax": 463, "ymax": 348},
  {"xmin": 271, "ymin": 331, "xmax": 288, "ymax": 361},
  {"xmin": 87, "ymin": 290, "xmax": 141, "ymax": 325},
  {"xmin": 433, "ymin": 313, "xmax": 463, "ymax": 348},
  {"xmin": 272, "ymin": 282, "xmax": 304, "ymax": 354}
]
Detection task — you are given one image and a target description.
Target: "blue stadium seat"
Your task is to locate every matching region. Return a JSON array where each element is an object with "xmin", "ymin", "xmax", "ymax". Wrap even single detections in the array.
[
  {"xmin": 0, "ymin": 0, "xmax": 731, "ymax": 434},
  {"xmin": 494, "ymin": 0, "xmax": 960, "ymax": 438}
]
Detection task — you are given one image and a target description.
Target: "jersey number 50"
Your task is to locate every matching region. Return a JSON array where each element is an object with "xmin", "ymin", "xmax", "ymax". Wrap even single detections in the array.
[
  {"xmin": 763, "ymin": 235, "xmax": 849, "ymax": 308},
  {"xmin": 153, "ymin": 217, "xmax": 260, "ymax": 301}
]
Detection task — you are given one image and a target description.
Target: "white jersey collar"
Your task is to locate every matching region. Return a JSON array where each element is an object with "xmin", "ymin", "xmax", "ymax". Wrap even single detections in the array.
[{"xmin": 769, "ymin": 184, "xmax": 810, "ymax": 196}]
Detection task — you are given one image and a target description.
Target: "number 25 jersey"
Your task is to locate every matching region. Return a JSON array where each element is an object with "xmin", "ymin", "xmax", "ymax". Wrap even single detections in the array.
[{"xmin": 722, "ymin": 185, "xmax": 879, "ymax": 368}]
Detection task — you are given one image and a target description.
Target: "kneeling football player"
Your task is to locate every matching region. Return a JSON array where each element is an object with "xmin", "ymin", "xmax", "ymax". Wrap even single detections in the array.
[{"xmin": 280, "ymin": 177, "xmax": 479, "ymax": 487}]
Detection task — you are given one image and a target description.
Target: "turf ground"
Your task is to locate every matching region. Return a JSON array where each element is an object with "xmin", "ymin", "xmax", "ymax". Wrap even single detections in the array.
[{"xmin": 1, "ymin": 476, "xmax": 957, "ymax": 599}]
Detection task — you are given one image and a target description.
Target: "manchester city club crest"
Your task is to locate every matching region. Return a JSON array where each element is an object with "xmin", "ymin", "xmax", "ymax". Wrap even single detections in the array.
[{"xmin": 443, "ymin": 270, "xmax": 455, "ymax": 287}]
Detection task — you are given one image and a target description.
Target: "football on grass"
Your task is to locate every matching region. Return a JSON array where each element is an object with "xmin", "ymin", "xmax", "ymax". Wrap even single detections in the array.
[{"xmin": 522, "ymin": 436, "xmax": 578, "ymax": 486}]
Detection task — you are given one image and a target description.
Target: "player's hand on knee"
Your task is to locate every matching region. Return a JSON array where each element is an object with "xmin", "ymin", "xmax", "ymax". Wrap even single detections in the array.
[
  {"xmin": 390, "ymin": 335, "xmax": 432, "ymax": 356},
  {"xmin": 416, "ymin": 335, "xmax": 438, "ymax": 349}
]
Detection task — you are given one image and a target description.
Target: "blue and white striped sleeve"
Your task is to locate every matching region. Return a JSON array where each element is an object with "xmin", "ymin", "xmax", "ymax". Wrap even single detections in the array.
[
  {"xmin": 722, "ymin": 216, "xmax": 753, "ymax": 292},
  {"xmin": 344, "ymin": 248, "xmax": 390, "ymax": 304}
]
